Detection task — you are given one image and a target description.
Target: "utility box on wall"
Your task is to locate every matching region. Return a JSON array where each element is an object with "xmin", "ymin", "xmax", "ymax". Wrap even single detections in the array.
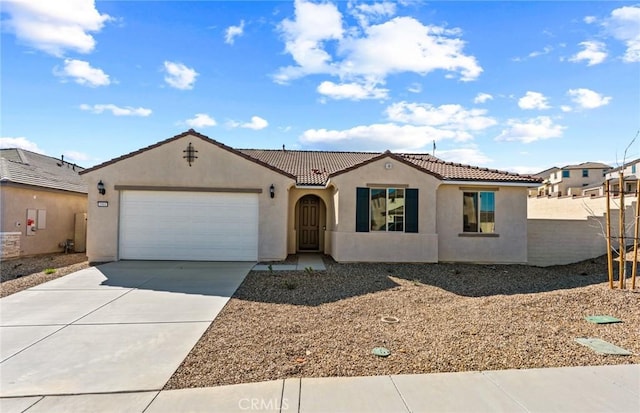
[
  {"xmin": 26, "ymin": 209, "xmax": 37, "ymax": 235},
  {"xmin": 74, "ymin": 212, "xmax": 87, "ymax": 253}
]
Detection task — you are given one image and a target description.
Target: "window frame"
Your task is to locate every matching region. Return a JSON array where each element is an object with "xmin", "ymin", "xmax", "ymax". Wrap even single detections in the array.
[
  {"xmin": 356, "ymin": 187, "xmax": 418, "ymax": 233},
  {"xmin": 370, "ymin": 188, "xmax": 405, "ymax": 232},
  {"xmin": 562, "ymin": 170, "xmax": 570, "ymax": 178},
  {"xmin": 462, "ymin": 191, "xmax": 496, "ymax": 234}
]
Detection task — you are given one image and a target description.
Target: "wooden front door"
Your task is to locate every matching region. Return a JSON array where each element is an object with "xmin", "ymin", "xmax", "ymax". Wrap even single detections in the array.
[{"xmin": 299, "ymin": 196, "xmax": 320, "ymax": 250}]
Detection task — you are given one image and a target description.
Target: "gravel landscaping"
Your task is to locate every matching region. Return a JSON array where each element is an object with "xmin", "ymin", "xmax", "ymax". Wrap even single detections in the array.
[
  {"xmin": 1, "ymin": 253, "xmax": 88, "ymax": 297},
  {"xmin": 166, "ymin": 255, "xmax": 639, "ymax": 389},
  {"xmin": 2, "ymin": 252, "xmax": 637, "ymax": 389}
]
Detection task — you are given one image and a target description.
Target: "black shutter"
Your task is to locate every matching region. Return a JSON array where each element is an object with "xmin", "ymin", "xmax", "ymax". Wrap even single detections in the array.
[
  {"xmin": 356, "ymin": 187, "xmax": 370, "ymax": 232},
  {"xmin": 405, "ymin": 188, "xmax": 419, "ymax": 233}
]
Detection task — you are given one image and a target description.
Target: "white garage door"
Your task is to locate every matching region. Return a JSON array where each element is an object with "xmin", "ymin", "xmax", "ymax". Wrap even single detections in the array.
[{"xmin": 119, "ymin": 191, "xmax": 258, "ymax": 261}]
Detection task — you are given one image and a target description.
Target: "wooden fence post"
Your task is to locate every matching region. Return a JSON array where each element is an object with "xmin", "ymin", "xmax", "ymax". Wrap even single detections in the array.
[{"xmin": 606, "ymin": 180, "xmax": 614, "ymax": 289}]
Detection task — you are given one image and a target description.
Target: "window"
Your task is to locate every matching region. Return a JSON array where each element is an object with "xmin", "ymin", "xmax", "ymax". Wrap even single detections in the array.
[
  {"xmin": 356, "ymin": 187, "xmax": 418, "ymax": 233},
  {"xmin": 562, "ymin": 170, "xmax": 570, "ymax": 178},
  {"xmin": 370, "ymin": 188, "xmax": 404, "ymax": 231},
  {"xmin": 463, "ymin": 192, "xmax": 495, "ymax": 233},
  {"xmin": 632, "ymin": 165, "xmax": 637, "ymax": 174},
  {"xmin": 582, "ymin": 169, "xmax": 589, "ymax": 178}
]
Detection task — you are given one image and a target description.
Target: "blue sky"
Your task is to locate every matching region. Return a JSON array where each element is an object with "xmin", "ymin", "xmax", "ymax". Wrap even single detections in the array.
[{"xmin": 1, "ymin": 1, "xmax": 639, "ymax": 174}]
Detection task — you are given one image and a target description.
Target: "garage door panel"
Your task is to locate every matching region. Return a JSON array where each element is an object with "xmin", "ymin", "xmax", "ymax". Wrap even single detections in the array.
[{"xmin": 119, "ymin": 191, "xmax": 258, "ymax": 261}]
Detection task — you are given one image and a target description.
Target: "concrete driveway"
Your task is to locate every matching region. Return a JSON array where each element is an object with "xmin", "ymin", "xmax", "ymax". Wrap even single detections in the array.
[{"xmin": 0, "ymin": 261, "xmax": 253, "ymax": 398}]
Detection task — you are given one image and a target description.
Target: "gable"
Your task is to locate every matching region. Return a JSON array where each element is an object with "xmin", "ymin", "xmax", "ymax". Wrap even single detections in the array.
[{"xmin": 81, "ymin": 130, "xmax": 295, "ymax": 181}]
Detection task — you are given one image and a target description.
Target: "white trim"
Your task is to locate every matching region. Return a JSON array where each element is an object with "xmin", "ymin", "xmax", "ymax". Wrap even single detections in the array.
[
  {"xmin": 295, "ymin": 185, "xmax": 327, "ymax": 189},
  {"xmin": 442, "ymin": 180, "xmax": 539, "ymax": 188}
]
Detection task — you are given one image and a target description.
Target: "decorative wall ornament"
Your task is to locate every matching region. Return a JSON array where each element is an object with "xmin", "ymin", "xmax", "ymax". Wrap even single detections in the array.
[{"xmin": 183, "ymin": 142, "xmax": 198, "ymax": 166}]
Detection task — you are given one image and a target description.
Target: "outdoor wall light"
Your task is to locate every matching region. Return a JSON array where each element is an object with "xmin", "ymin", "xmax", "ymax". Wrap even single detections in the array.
[
  {"xmin": 269, "ymin": 184, "xmax": 275, "ymax": 199},
  {"xmin": 97, "ymin": 180, "xmax": 106, "ymax": 195}
]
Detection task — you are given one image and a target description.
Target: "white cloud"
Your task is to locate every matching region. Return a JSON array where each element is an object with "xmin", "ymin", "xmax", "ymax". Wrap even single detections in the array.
[
  {"xmin": 79, "ymin": 104, "xmax": 152, "ymax": 116},
  {"xmin": 569, "ymin": 41, "xmax": 607, "ymax": 66},
  {"xmin": 495, "ymin": 116, "xmax": 565, "ymax": 143},
  {"xmin": 567, "ymin": 88, "xmax": 612, "ymax": 109},
  {"xmin": 512, "ymin": 46, "xmax": 553, "ymax": 62},
  {"xmin": 348, "ymin": 1, "xmax": 396, "ymax": 27},
  {"xmin": 163, "ymin": 61, "xmax": 198, "ymax": 90},
  {"xmin": 386, "ymin": 101, "xmax": 497, "ymax": 131},
  {"xmin": 560, "ymin": 105, "xmax": 573, "ymax": 112},
  {"xmin": 407, "ymin": 83, "xmax": 422, "ymax": 93},
  {"xmin": 275, "ymin": 0, "xmax": 344, "ymax": 83},
  {"xmin": 436, "ymin": 147, "xmax": 493, "ymax": 165},
  {"xmin": 63, "ymin": 150, "xmax": 92, "ymax": 162},
  {"xmin": 225, "ymin": 20, "xmax": 245, "ymax": 45},
  {"xmin": 584, "ymin": 16, "xmax": 597, "ymax": 24},
  {"xmin": 528, "ymin": 45, "xmax": 553, "ymax": 58},
  {"xmin": 275, "ymin": 0, "xmax": 482, "ymax": 95},
  {"xmin": 507, "ymin": 165, "xmax": 546, "ymax": 175},
  {"xmin": 317, "ymin": 80, "xmax": 388, "ymax": 100},
  {"xmin": 604, "ymin": 6, "xmax": 640, "ymax": 63},
  {"xmin": 338, "ymin": 17, "xmax": 482, "ymax": 82},
  {"xmin": 1, "ymin": 0, "xmax": 111, "ymax": 56},
  {"xmin": 185, "ymin": 113, "xmax": 216, "ymax": 128},
  {"xmin": 300, "ymin": 123, "xmax": 472, "ymax": 152},
  {"xmin": 0, "ymin": 137, "xmax": 45, "ymax": 153},
  {"xmin": 518, "ymin": 91, "xmax": 551, "ymax": 110},
  {"xmin": 54, "ymin": 58, "xmax": 110, "ymax": 87},
  {"xmin": 473, "ymin": 93, "xmax": 493, "ymax": 104},
  {"xmin": 229, "ymin": 116, "xmax": 269, "ymax": 130}
]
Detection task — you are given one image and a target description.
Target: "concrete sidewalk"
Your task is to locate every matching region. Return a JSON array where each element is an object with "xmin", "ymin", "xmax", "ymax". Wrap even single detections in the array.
[
  {"xmin": 2, "ymin": 364, "xmax": 637, "ymax": 412},
  {"xmin": 253, "ymin": 253, "xmax": 326, "ymax": 272}
]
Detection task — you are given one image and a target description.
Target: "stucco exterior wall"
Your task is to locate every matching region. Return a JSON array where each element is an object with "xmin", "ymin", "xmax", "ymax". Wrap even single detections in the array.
[
  {"xmin": 437, "ymin": 185, "xmax": 528, "ymax": 264},
  {"xmin": 327, "ymin": 157, "xmax": 440, "ymax": 262},
  {"xmin": 0, "ymin": 185, "xmax": 87, "ymax": 257},
  {"xmin": 82, "ymin": 134, "xmax": 294, "ymax": 263}
]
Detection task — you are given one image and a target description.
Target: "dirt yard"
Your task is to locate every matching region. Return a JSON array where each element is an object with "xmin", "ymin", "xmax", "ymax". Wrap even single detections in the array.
[
  {"xmin": 1, "ymin": 253, "xmax": 88, "ymax": 297},
  {"xmin": 166, "ymin": 256, "xmax": 639, "ymax": 389}
]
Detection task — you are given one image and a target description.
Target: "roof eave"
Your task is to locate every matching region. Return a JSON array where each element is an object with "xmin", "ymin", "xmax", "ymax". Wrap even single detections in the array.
[
  {"xmin": 80, "ymin": 129, "xmax": 296, "ymax": 181},
  {"xmin": 440, "ymin": 179, "xmax": 542, "ymax": 188}
]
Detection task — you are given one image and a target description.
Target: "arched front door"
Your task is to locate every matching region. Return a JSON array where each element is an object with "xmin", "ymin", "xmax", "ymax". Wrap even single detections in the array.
[{"xmin": 298, "ymin": 195, "xmax": 320, "ymax": 250}]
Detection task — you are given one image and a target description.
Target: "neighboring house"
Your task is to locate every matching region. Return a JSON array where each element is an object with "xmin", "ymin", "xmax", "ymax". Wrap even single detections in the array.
[
  {"xmin": 532, "ymin": 162, "xmax": 611, "ymax": 197},
  {"xmin": 605, "ymin": 158, "xmax": 640, "ymax": 195},
  {"xmin": 0, "ymin": 149, "xmax": 88, "ymax": 259},
  {"xmin": 80, "ymin": 130, "xmax": 541, "ymax": 264},
  {"xmin": 528, "ymin": 166, "xmax": 559, "ymax": 197}
]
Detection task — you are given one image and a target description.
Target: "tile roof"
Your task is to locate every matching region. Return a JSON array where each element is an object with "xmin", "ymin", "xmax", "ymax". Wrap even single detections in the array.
[
  {"xmin": 562, "ymin": 162, "xmax": 611, "ymax": 170},
  {"xmin": 80, "ymin": 130, "xmax": 542, "ymax": 186},
  {"xmin": 240, "ymin": 149, "xmax": 542, "ymax": 185},
  {"xmin": 0, "ymin": 149, "xmax": 87, "ymax": 194},
  {"xmin": 238, "ymin": 149, "xmax": 380, "ymax": 185},
  {"xmin": 607, "ymin": 158, "xmax": 640, "ymax": 173},
  {"xmin": 396, "ymin": 154, "xmax": 541, "ymax": 184}
]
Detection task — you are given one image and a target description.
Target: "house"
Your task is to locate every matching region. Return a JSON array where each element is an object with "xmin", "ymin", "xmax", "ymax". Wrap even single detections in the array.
[
  {"xmin": 605, "ymin": 158, "xmax": 640, "ymax": 195},
  {"xmin": 0, "ymin": 149, "xmax": 88, "ymax": 259},
  {"xmin": 80, "ymin": 130, "xmax": 541, "ymax": 264},
  {"xmin": 528, "ymin": 166, "xmax": 559, "ymax": 197},
  {"xmin": 532, "ymin": 162, "xmax": 611, "ymax": 197}
]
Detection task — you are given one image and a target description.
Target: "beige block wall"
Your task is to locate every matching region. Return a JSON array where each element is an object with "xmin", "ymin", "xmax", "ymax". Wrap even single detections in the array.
[
  {"xmin": 82, "ymin": 134, "xmax": 295, "ymax": 263},
  {"xmin": 528, "ymin": 219, "xmax": 607, "ymax": 266},
  {"xmin": 437, "ymin": 185, "xmax": 529, "ymax": 264},
  {"xmin": 527, "ymin": 196, "xmax": 636, "ymax": 266},
  {"xmin": 0, "ymin": 186, "xmax": 87, "ymax": 257},
  {"xmin": 327, "ymin": 157, "xmax": 439, "ymax": 262}
]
